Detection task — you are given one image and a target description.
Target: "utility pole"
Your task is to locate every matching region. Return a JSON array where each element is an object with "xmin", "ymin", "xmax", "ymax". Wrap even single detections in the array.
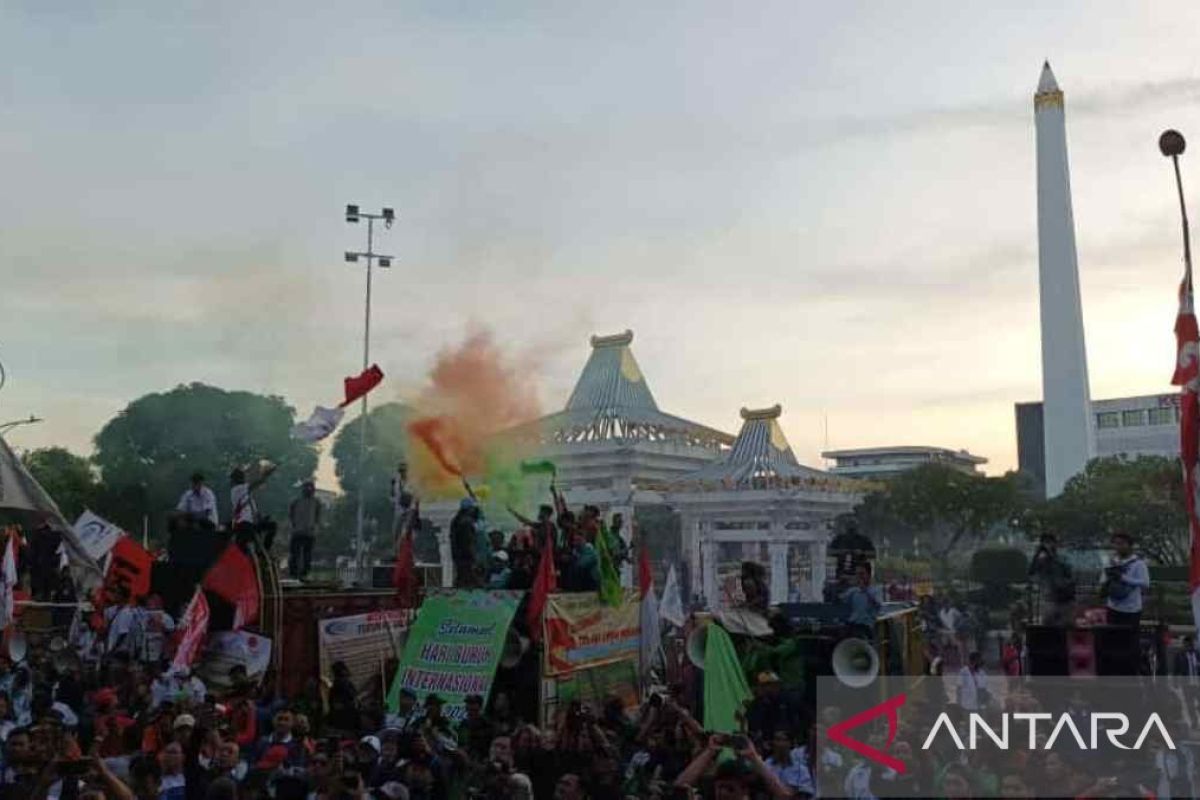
[{"xmin": 344, "ymin": 204, "xmax": 396, "ymax": 583}]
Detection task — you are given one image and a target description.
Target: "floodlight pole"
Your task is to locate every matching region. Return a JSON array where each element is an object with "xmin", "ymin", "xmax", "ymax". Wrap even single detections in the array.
[{"xmin": 344, "ymin": 205, "xmax": 396, "ymax": 584}]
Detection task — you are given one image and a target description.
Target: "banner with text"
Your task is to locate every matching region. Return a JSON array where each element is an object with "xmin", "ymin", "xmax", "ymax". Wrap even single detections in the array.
[
  {"xmin": 544, "ymin": 589, "xmax": 641, "ymax": 676},
  {"xmin": 386, "ymin": 590, "xmax": 520, "ymax": 721},
  {"xmin": 319, "ymin": 609, "xmax": 415, "ymax": 700}
]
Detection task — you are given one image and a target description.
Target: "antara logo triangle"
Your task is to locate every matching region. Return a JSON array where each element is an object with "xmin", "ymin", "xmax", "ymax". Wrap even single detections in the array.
[{"xmin": 825, "ymin": 693, "xmax": 907, "ymax": 774}]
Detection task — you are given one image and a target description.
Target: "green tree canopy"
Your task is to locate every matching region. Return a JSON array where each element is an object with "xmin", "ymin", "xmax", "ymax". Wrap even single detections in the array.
[
  {"xmin": 853, "ymin": 464, "xmax": 1028, "ymax": 559},
  {"xmin": 92, "ymin": 383, "xmax": 317, "ymax": 536},
  {"xmin": 21, "ymin": 447, "xmax": 98, "ymax": 521},
  {"xmin": 1026, "ymin": 455, "xmax": 1187, "ymax": 565}
]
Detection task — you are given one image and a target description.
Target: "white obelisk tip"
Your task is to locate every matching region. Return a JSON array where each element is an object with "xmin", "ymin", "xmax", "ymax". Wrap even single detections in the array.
[{"xmin": 1037, "ymin": 61, "xmax": 1060, "ymax": 94}]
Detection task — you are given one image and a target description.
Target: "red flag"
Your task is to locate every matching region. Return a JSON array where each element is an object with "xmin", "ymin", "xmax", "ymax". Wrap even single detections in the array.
[
  {"xmin": 638, "ymin": 544, "xmax": 653, "ymax": 598},
  {"xmin": 103, "ymin": 536, "xmax": 154, "ymax": 605},
  {"xmin": 526, "ymin": 527, "xmax": 558, "ymax": 642},
  {"xmin": 202, "ymin": 545, "xmax": 260, "ymax": 629},
  {"xmin": 172, "ymin": 589, "xmax": 210, "ymax": 671},
  {"xmin": 1172, "ymin": 272, "xmax": 1200, "ymax": 629},
  {"xmin": 341, "ymin": 364, "xmax": 384, "ymax": 407}
]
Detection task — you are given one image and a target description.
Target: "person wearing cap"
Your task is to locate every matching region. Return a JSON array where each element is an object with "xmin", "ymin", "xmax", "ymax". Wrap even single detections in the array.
[
  {"xmin": 356, "ymin": 735, "xmax": 382, "ymax": 784},
  {"xmin": 485, "ymin": 550, "xmax": 512, "ymax": 590},
  {"xmin": 287, "ymin": 481, "xmax": 322, "ymax": 580},
  {"xmin": 383, "ymin": 689, "xmax": 423, "ymax": 735},
  {"xmin": 673, "ymin": 733, "xmax": 793, "ymax": 800},
  {"xmin": 171, "ymin": 714, "xmax": 196, "ymax": 746},
  {"xmin": 176, "ymin": 473, "xmax": 219, "ymax": 529}
]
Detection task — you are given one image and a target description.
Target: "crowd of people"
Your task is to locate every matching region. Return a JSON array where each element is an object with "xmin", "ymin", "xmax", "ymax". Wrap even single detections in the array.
[
  {"xmin": 0, "ymin": 623, "xmax": 826, "ymax": 800},
  {"xmin": 449, "ymin": 480, "xmax": 629, "ymax": 595}
]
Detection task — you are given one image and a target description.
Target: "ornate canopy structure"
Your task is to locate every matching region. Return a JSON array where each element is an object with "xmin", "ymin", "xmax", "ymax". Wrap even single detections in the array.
[
  {"xmin": 503, "ymin": 330, "xmax": 732, "ymax": 496},
  {"xmin": 423, "ymin": 331, "xmax": 733, "ymax": 585},
  {"xmin": 667, "ymin": 405, "xmax": 862, "ymax": 609}
]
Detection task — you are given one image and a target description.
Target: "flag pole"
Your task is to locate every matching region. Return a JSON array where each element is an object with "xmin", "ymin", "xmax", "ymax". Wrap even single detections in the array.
[{"xmin": 1161, "ymin": 130, "xmax": 1192, "ymax": 285}]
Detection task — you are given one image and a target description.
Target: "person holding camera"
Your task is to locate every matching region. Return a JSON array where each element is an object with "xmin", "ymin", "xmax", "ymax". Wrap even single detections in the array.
[
  {"xmin": 672, "ymin": 733, "xmax": 793, "ymax": 799},
  {"xmin": 1103, "ymin": 532, "xmax": 1150, "ymax": 629}
]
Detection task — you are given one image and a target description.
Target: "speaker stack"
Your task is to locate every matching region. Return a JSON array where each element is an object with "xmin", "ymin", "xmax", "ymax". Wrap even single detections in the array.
[{"xmin": 1026, "ymin": 625, "xmax": 1139, "ymax": 676}]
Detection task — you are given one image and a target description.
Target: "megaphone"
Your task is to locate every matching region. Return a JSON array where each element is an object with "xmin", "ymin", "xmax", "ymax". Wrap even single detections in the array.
[
  {"xmin": 686, "ymin": 625, "xmax": 709, "ymax": 669},
  {"xmin": 500, "ymin": 629, "xmax": 530, "ymax": 669},
  {"xmin": 7, "ymin": 631, "xmax": 27, "ymax": 664},
  {"xmin": 832, "ymin": 638, "xmax": 879, "ymax": 688}
]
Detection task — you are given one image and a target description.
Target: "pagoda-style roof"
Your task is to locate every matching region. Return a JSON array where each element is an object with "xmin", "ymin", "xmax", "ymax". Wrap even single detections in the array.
[
  {"xmin": 672, "ymin": 405, "xmax": 833, "ymax": 490},
  {"xmin": 508, "ymin": 330, "xmax": 733, "ymax": 447}
]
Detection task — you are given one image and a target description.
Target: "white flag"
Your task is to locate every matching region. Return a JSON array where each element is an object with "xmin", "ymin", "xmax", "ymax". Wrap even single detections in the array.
[
  {"xmin": 640, "ymin": 585, "xmax": 662, "ymax": 679},
  {"xmin": 0, "ymin": 536, "xmax": 17, "ymax": 631},
  {"xmin": 659, "ymin": 564, "xmax": 685, "ymax": 627},
  {"xmin": 73, "ymin": 510, "xmax": 123, "ymax": 561},
  {"xmin": 291, "ymin": 406, "xmax": 346, "ymax": 443}
]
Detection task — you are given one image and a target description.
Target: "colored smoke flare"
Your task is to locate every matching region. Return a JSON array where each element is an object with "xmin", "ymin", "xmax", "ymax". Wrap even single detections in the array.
[
  {"xmin": 406, "ymin": 330, "xmax": 543, "ymax": 512},
  {"xmin": 408, "ymin": 417, "xmax": 464, "ymax": 477}
]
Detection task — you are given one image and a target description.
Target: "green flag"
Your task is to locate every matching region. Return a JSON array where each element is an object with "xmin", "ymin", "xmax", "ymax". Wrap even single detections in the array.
[
  {"xmin": 595, "ymin": 523, "xmax": 623, "ymax": 607},
  {"xmin": 703, "ymin": 624, "xmax": 752, "ymax": 734},
  {"xmin": 519, "ymin": 459, "xmax": 557, "ymax": 477}
]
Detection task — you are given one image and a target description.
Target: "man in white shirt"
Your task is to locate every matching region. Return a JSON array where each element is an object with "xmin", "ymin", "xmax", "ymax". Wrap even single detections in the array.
[
  {"xmin": 764, "ymin": 730, "xmax": 816, "ymax": 798},
  {"xmin": 1105, "ymin": 532, "xmax": 1151, "ymax": 628},
  {"xmin": 176, "ymin": 473, "xmax": 219, "ymax": 528},
  {"xmin": 141, "ymin": 595, "xmax": 176, "ymax": 665},
  {"xmin": 957, "ymin": 651, "xmax": 988, "ymax": 712}
]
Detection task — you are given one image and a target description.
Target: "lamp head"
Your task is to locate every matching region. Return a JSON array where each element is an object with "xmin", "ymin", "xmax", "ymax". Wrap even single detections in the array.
[
  {"xmin": 1160, "ymin": 130, "xmax": 1186, "ymax": 158},
  {"xmin": 344, "ymin": 252, "xmax": 358, "ymax": 263},
  {"xmin": 345, "ymin": 204, "xmax": 360, "ymax": 223}
]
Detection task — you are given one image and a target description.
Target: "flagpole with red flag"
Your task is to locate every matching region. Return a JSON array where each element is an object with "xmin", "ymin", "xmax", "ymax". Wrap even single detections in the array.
[
  {"xmin": 527, "ymin": 526, "xmax": 558, "ymax": 642},
  {"xmin": 1161, "ymin": 129, "xmax": 1200, "ymax": 633}
]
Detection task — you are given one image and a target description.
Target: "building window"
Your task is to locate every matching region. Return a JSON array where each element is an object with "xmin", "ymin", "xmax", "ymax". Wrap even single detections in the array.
[
  {"xmin": 1096, "ymin": 412, "xmax": 1120, "ymax": 429},
  {"xmin": 1122, "ymin": 410, "xmax": 1145, "ymax": 427},
  {"xmin": 1148, "ymin": 407, "xmax": 1175, "ymax": 426}
]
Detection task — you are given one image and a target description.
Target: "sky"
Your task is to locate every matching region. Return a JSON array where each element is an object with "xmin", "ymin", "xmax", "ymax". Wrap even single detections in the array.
[{"xmin": 3, "ymin": 1, "xmax": 1200, "ymax": 484}]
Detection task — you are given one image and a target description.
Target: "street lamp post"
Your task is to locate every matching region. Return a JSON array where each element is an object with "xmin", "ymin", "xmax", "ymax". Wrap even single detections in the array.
[{"xmin": 344, "ymin": 204, "xmax": 396, "ymax": 583}]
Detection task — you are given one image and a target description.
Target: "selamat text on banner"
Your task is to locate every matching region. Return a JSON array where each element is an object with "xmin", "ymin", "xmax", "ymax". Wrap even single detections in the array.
[
  {"xmin": 544, "ymin": 589, "xmax": 641, "ymax": 676},
  {"xmin": 385, "ymin": 590, "xmax": 520, "ymax": 721}
]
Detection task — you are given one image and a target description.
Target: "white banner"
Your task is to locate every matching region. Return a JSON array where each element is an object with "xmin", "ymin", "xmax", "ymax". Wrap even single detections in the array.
[
  {"xmin": 319, "ymin": 609, "xmax": 413, "ymax": 698},
  {"xmin": 197, "ymin": 631, "xmax": 272, "ymax": 691},
  {"xmin": 72, "ymin": 510, "xmax": 123, "ymax": 561}
]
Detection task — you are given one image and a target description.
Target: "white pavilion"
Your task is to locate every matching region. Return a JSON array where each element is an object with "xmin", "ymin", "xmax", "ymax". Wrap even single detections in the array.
[
  {"xmin": 420, "ymin": 331, "xmax": 862, "ymax": 602},
  {"xmin": 666, "ymin": 405, "xmax": 861, "ymax": 608}
]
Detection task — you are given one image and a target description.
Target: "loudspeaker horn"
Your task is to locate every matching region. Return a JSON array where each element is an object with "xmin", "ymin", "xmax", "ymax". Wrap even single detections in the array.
[
  {"xmin": 7, "ymin": 631, "xmax": 27, "ymax": 664},
  {"xmin": 832, "ymin": 638, "xmax": 879, "ymax": 688},
  {"xmin": 500, "ymin": 629, "xmax": 530, "ymax": 669}
]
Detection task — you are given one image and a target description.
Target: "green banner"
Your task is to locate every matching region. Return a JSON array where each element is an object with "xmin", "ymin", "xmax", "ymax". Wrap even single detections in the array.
[{"xmin": 385, "ymin": 590, "xmax": 521, "ymax": 721}]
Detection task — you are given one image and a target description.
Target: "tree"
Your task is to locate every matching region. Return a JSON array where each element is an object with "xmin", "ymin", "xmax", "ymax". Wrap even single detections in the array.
[
  {"xmin": 1026, "ymin": 455, "xmax": 1188, "ymax": 565},
  {"xmin": 21, "ymin": 447, "xmax": 98, "ymax": 521},
  {"xmin": 329, "ymin": 402, "xmax": 413, "ymax": 559},
  {"xmin": 92, "ymin": 383, "xmax": 318, "ymax": 538},
  {"xmin": 853, "ymin": 464, "xmax": 1027, "ymax": 559}
]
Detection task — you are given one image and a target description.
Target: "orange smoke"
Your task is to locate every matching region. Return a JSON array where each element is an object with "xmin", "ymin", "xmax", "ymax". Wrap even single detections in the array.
[{"xmin": 406, "ymin": 330, "xmax": 541, "ymax": 494}]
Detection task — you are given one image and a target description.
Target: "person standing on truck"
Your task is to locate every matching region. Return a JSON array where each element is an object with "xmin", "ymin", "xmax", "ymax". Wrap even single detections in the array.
[{"xmin": 287, "ymin": 481, "xmax": 322, "ymax": 580}]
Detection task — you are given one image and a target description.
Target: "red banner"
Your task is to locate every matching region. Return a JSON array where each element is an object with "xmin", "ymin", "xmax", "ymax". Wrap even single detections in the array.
[
  {"xmin": 173, "ymin": 589, "xmax": 211, "ymax": 671},
  {"xmin": 342, "ymin": 364, "xmax": 384, "ymax": 407},
  {"xmin": 202, "ymin": 545, "xmax": 259, "ymax": 629},
  {"xmin": 103, "ymin": 536, "xmax": 153, "ymax": 604}
]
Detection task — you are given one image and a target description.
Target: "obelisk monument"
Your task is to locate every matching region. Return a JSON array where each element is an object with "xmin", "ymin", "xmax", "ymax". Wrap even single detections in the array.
[{"xmin": 1035, "ymin": 61, "xmax": 1095, "ymax": 497}]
